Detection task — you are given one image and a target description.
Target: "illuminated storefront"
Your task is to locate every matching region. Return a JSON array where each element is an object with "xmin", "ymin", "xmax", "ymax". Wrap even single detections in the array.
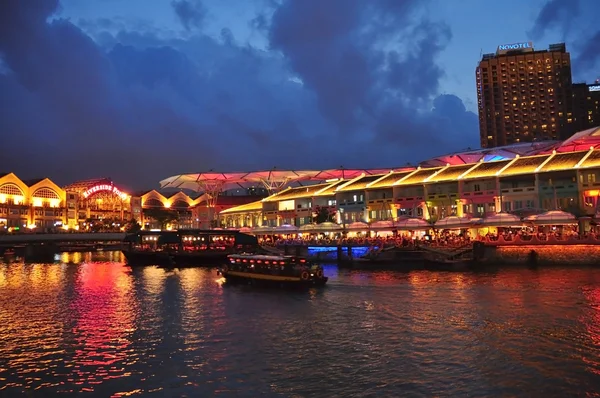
[
  {"xmin": 0, "ymin": 173, "xmax": 66, "ymax": 231},
  {"xmin": 63, "ymin": 178, "xmax": 135, "ymax": 229}
]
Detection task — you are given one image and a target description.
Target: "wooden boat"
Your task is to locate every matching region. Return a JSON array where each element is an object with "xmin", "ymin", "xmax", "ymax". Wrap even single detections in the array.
[
  {"xmin": 219, "ymin": 254, "xmax": 328, "ymax": 287},
  {"xmin": 121, "ymin": 229, "xmax": 259, "ymax": 267}
]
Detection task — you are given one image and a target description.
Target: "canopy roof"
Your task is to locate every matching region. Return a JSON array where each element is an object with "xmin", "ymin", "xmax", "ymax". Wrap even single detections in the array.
[
  {"xmin": 434, "ymin": 216, "xmax": 474, "ymax": 229},
  {"xmin": 395, "ymin": 217, "xmax": 431, "ymax": 230},
  {"xmin": 420, "ymin": 141, "xmax": 558, "ymax": 167},
  {"xmin": 160, "ymin": 168, "xmax": 402, "ymax": 192},
  {"xmin": 523, "ymin": 210, "xmax": 577, "ymax": 224}
]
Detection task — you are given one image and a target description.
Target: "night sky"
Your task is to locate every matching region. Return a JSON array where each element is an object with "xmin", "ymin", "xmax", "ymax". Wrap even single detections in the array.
[{"xmin": 1, "ymin": 0, "xmax": 600, "ymax": 190}]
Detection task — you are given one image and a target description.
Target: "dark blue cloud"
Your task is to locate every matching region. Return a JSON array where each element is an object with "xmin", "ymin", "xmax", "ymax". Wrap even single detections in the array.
[
  {"xmin": 0, "ymin": 0, "xmax": 478, "ymax": 190},
  {"xmin": 529, "ymin": 0, "xmax": 579, "ymax": 40},
  {"xmin": 171, "ymin": 0, "xmax": 206, "ymax": 31}
]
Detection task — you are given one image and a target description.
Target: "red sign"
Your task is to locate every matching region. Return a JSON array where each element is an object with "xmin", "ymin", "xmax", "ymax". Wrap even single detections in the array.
[{"xmin": 83, "ymin": 184, "xmax": 129, "ymax": 200}]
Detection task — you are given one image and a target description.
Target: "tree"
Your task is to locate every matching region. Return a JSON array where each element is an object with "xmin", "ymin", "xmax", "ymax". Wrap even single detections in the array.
[
  {"xmin": 143, "ymin": 208, "xmax": 179, "ymax": 229},
  {"xmin": 313, "ymin": 206, "xmax": 335, "ymax": 224},
  {"xmin": 124, "ymin": 219, "xmax": 142, "ymax": 233}
]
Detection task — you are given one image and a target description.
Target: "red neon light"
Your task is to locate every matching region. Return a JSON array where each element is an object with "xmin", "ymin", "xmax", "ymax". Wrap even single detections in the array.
[{"xmin": 82, "ymin": 183, "xmax": 129, "ymax": 200}]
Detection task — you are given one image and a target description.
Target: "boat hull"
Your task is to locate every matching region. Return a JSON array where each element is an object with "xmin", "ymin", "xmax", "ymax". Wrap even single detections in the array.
[
  {"xmin": 220, "ymin": 270, "xmax": 328, "ymax": 288},
  {"xmin": 122, "ymin": 250, "xmax": 231, "ymax": 267}
]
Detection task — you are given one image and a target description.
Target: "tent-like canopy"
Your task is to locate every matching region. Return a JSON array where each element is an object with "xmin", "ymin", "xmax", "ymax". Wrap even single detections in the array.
[
  {"xmin": 523, "ymin": 210, "xmax": 578, "ymax": 225},
  {"xmin": 300, "ymin": 222, "xmax": 342, "ymax": 232},
  {"xmin": 549, "ymin": 126, "xmax": 600, "ymax": 153},
  {"xmin": 251, "ymin": 225, "xmax": 273, "ymax": 234},
  {"xmin": 475, "ymin": 212, "xmax": 523, "ymax": 227},
  {"xmin": 395, "ymin": 217, "xmax": 431, "ymax": 230},
  {"xmin": 434, "ymin": 216, "xmax": 475, "ymax": 229},
  {"xmin": 370, "ymin": 220, "xmax": 396, "ymax": 230},
  {"xmin": 419, "ymin": 141, "xmax": 558, "ymax": 167},
  {"xmin": 273, "ymin": 224, "xmax": 299, "ymax": 233},
  {"xmin": 345, "ymin": 221, "xmax": 370, "ymax": 230}
]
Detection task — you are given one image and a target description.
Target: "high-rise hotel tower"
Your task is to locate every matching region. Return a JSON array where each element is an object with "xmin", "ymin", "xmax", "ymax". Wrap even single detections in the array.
[{"xmin": 476, "ymin": 42, "xmax": 574, "ymax": 148}]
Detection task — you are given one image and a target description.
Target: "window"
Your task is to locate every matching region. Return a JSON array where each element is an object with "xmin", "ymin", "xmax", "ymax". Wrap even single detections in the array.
[{"xmin": 476, "ymin": 204, "xmax": 485, "ymax": 215}]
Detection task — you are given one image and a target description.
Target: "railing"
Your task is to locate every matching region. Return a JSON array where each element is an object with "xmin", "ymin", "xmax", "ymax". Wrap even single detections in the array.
[{"xmin": 480, "ymin": 234, "xmax": 600, "ymax": 246}]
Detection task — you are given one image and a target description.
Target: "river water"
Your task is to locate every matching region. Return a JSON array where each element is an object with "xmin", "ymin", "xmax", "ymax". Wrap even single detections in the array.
[{"xmin": 1, "ymin": 251, "xmax": 600, "ymax": 397}]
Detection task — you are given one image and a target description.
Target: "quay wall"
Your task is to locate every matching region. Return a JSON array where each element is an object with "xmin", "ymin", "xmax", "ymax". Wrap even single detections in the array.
[{"xmin": 483, "ymin": 245, "xmax": 600, "ymax": 266}]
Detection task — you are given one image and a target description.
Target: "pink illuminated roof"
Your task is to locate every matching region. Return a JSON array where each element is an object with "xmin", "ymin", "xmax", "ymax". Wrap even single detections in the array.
[
  {"xmin": 420, "ymin": 141, "xmax": 558, "ymax": 167},
  {"xmin": 546, "ymin": 126, "xmax": 600, "ymax": 153},
  {"xmin": 160, "ymin": 168, "xmax": 409, "ymax": 192}
]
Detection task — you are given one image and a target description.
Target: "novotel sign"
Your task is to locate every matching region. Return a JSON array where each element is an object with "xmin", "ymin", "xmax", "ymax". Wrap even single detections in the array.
[
  {"xmin": 589, "ymin": 85, "xmax": 600, "ymax": 92},
  {"xmin": 497, "ymin": 41, "xmax": 534, "ymax": 54},
  {"xmin": 83, "ymin": 184, "xmax": 129, "ymax": 201}
]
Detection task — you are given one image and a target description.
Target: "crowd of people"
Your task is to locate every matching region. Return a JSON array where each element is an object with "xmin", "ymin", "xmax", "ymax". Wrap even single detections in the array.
[{"xmin": 258, "ymin": 224, "xmax": 595, "ymax": 248}]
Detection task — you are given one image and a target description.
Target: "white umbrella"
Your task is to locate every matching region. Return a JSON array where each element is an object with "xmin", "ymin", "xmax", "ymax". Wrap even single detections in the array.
[
  {"xmin": 310, "ymin": 222, "xmax": 343, "ymax": 232},
  {"xmin": 299, "ymin": 224, "xmax": 316, "ymax": 232},
  {"xmin": 251, "ymin": 225, "xmax": 273, "ymax": 234},
  {"xmin": 395, "ymin": 217, "xmax": 431, "ymax": 230},
  {"xmin": 273, "ymin": 224, "xmax": 299, "ymax": 233},
  {"xmin": 476, "ymin": 212, "xmax": 523, "ymax": 227},
  {"xmin": 434, "ymin": 216, "xmax": 474, "ymax": 229},
  {"xmin": 346, "ymin": 221, "xmax": 370, "ymax": 230},
  {"xmin": 369, "ymin": 220, "xmax": 396, "ymax": 231},
  {"xmin": 523, "ymin": 210, "xmax": 577, "ymax": 225}
]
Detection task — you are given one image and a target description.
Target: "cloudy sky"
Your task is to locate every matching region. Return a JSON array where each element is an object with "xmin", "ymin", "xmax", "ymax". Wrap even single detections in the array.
[{"xmin": 1, "ymin": 0, "xmax": 599, "ymax": 190}]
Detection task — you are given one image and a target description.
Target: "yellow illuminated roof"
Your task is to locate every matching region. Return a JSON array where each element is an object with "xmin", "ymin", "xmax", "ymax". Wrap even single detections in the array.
[
  {"xmin": 461, "ymin": 160, "xmax": 511, "ymax": 179},
  {"xmin": 500, "ymin": 154, "xmax": 551, "ymax": 176},
  {"xmin": 538, "ymin": 151, "xmax": 588, "ymax": 172},
  {"xmin": 314, "ymin": 180, "xmax": 345, "ymax": 196},
  {"xmin": 219, "ymin": 200, "xmax": 264, "ymax": 214},
  {"xmin": 367, "ymin": 171, "xmax": 414, "ymax": 189},
  {"xmin": 396, "ymin": 167, "xmax": 441, "ymax": 185},
  {"xmin": 427, "ymin": 164, "xmax": 474, "ymax": 183},
  {"xmin": 337, "ymin": 175, "xmax": 384, "ymax": 192},
  {"xmin": 263, "ymin": 183, "xmax": 332, "ymax": 202},
  {"xmin": 580, "ymin": 149, "xmax": 600, "ymax": 169}
]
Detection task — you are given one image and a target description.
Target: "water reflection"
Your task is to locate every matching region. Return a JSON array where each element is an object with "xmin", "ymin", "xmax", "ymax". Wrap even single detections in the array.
[{"xmin": 1, "ymin": 254, "xmax": 600, "ymax": 396}]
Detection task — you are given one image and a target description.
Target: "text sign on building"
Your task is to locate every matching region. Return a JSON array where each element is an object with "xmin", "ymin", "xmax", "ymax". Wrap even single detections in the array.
[
  {"xmin": 589, "ymin": 85, "xmax": 600, "ymax": 92},
  {"xmin": 497, "ymin": 41, "xmax": 534, "ymax": 55},
  {"xmin": 83, "ymin": 184, "xmax": 129, "ymax": 201}
]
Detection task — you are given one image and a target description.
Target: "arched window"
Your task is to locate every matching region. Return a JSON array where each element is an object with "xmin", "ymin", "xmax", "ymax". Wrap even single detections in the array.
[
  {"xmin": 172, "ymin": 200, "xmax": 190, "ymax": 209},
  {"xmin": 0, "ymin": 184, "xmax": 24, "ymax": 196},
  {"xmin": 144, "ymin": 198, "xmax": 165, "ymax": 208},
  {"xmin": 32, "ymin": 188, "xmax": 60, "ymax": 200}
]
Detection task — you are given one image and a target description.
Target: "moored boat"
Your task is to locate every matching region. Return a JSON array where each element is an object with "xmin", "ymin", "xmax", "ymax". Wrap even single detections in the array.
[
  {"xmin": 121, "ymin": 229, "xmax": 259, "ymax": 266},
  {"xmin": 219, "ymin": 254, "xmax": 328, "ymax": 287}
]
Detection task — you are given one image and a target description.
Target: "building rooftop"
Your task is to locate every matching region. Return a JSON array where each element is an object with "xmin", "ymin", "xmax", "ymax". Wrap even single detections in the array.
[
  {"xmin": 427, "ymin": 164, "xmax": 474, "ymax": 183},
  {"xmin": 396, "ymin": 168, "xmax": 441, "ymax": 186},
  {"xmin": 366, "ymin": 171, "xmax": 414, "ymax": 189},
  {"xmin": 460, "ymin": 160, "xmax": 511, "ymax": 180},
  {"xmin": 500, "ymin": 155, "xmax": 551, "ymax": 177},
  {"xmin": 538, "ymin": 151, "xmax": 588, "ymax": 172},
  {"xmin": 220, "ymin": 200, "xmax": 264, "ymax": 214},
  {"xmin": 263, "ymin": 183, "xmax": 334, "ymax": 202},
  {"xmin": 337, "ymin": 175, "xmax": 384, "ymax": 192}
]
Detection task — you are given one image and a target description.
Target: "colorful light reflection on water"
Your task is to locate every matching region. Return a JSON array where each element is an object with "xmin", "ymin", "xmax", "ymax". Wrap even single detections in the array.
[{"xmin": 1, "ymin": 253, "xmax": 600, "ymax": 396}]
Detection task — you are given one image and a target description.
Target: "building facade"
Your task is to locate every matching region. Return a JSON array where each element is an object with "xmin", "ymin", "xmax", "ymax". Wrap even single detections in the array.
[
  {"xmin": 477, "ymin": 42, "xmax": 574, "ymax": 148},
  {"xmin": 572, "ymin": 83, "xmax": 600, "ymax": 133},
  {"xmin": 218, "ymin": 129, "xmax": 600, "ymax": 229},
  {"xmin": 0, "ymin": 175, "xmax": 259, "ymax": 232}
]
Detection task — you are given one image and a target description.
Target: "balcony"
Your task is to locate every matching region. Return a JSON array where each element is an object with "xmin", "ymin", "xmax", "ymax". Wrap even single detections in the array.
[{"xmin": 462, "ymin": 190, "xmax": 496, "ymax": 197}]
